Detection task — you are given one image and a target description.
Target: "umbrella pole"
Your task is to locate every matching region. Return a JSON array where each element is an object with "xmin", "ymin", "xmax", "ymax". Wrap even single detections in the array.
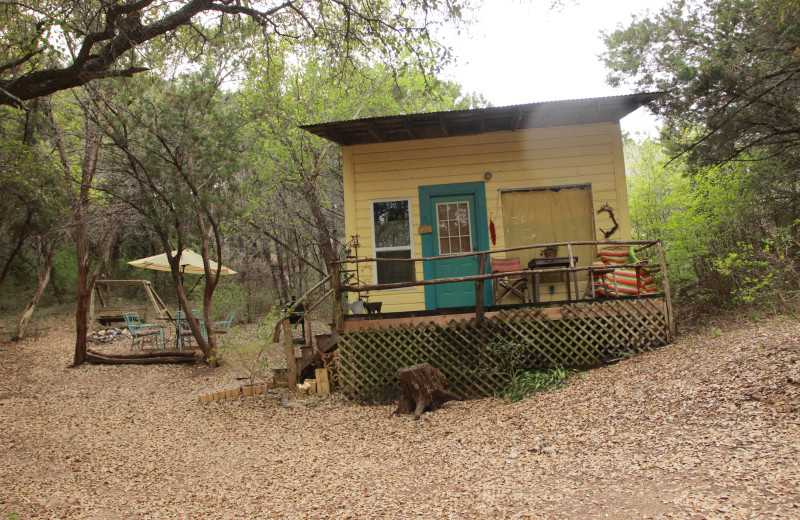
[
  {"xmin": 179, "ymin": 265, "xmax": 186, "ymax": 315},
  {"xmin": 187, "ymin": 275, "xmax": 204, "ymax": 298}
]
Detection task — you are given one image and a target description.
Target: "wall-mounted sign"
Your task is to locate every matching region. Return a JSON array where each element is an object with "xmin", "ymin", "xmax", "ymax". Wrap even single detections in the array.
[{"xmin": 418, "ymin": 225, "xmax": 432, "ymax": 234}]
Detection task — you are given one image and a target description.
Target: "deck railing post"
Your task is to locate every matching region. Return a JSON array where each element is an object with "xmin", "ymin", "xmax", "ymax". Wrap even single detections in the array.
[
  {"xmin": 475, "ymin": 253, "xmax": 487, "ymax": 323},
  {"xmin": 567, "ymin": 243, "xmax": 576, "ymax": 301},
  {"xmin": 303, "ymin": 313, "xmax": 313, "ymax": 346},
  {"xmin": 331, "ymin": 262, "xmax": 344, "ymax": 334},
  {"xmin": 655, "ymin": 241, "xmax": 676, "ymax": 339}
]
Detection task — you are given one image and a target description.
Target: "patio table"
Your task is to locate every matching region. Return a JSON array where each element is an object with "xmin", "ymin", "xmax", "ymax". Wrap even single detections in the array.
[{"xmin": 527, "ymin": 256, "xmax": 579, "ymax": 302}]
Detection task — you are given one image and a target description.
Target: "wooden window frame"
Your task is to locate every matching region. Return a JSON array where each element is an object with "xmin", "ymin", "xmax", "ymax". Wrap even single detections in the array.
[{"xmin": 370, "ymin": 198, "xmax": 416, "ymax": 287}]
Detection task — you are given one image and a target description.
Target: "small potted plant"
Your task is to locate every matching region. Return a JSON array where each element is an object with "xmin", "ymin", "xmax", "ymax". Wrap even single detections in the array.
[{"xmin": 540, "ymin": 246, "xmax": 559, "ymax": 258}]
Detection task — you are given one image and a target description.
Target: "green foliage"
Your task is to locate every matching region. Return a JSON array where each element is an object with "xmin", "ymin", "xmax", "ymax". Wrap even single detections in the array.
[
  {"xmin": 625, "ymin": 136, "xmax": 800, "ymax": 309},
  {"xmin": 213, "ymin": 304, "xmax": 282, "ymax": 386},
  {"xmin": 484, "ymin": 340, "xmax": 575, "ymax": 401},
  {"xmin": 1, "ymin": 503, "xmax": 19, "ymax": 520},
  {"xmin": 607, "ymin": 1, "xmax": 800, "ymax": 313},
  {"xmin": 236, "ymin": 45, "xmax": 486, "ymax": 297},
  {"xmin": 712, "ymin": 224, "xmax": 800, "ymax": 308},
  {"xmin": 604, "ymin": 0, "xmax": 800, "ymax": 168},
  {"xmin": 0, "ymin": 0, "xmax": 471, "ymax": 107},
  {"xmin": 485, "ymin": 340, "xmax": 528, "ymax": 379},
  {"xmin": 502, "ymin": 366, "xmax": 574, "ymax": 403}
]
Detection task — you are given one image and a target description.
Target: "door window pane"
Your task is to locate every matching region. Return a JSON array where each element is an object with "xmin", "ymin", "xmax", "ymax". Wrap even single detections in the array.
[{"xmin": 436, "ymin": 201, "xmax": 473, "ymax": 255}]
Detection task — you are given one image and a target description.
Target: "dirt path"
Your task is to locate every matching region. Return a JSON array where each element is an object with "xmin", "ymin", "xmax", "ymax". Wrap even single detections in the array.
[{"xmin": 1, "ymin": 315, "xmax": 799, "ymax": 519}]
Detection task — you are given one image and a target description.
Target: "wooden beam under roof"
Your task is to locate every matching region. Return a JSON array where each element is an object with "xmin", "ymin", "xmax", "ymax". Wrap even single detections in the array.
[
  {"xmin": 438, "ymin": 114, "xmax": 449, "ymax": 137},
  {"xmin": 512, "ymin": 109, "xmax": 524, "ymax": 131},
  {"xmin": 404, "ymin": 117, "xmax": 416, "ymax": 138},
  {"xmin": 366, "ymin": 120, "xmax": 385, "ymax": 142}
]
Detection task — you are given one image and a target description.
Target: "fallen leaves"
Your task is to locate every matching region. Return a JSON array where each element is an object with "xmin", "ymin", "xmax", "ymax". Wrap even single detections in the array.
[{"xmin": 0, "ymin": 313, "xmax": 799, "ymax": 519}]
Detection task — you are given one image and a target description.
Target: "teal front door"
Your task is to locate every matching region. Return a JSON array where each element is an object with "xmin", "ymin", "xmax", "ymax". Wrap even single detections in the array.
[{"xmin": 419, "ymin": 182, "xmax": 492, "ymax": 310}]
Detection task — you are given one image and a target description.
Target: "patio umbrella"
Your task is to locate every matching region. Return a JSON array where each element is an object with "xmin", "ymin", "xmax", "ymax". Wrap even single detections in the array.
[
  {"xmin": 127, "ymin": 249, "xmax": 237, "ymax": 276},
  {"xmin": 128, "ymin": 249, "xmax": 237, "ymax": 325}
]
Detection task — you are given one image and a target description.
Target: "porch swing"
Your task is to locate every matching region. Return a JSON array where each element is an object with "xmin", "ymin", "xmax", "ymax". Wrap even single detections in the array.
[{"xmin": 88, "ymin": 280, "xmax": 170, "ymax": 331}]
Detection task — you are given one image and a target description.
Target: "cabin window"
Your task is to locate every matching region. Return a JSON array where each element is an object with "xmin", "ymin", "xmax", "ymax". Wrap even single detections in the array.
[{"xmin": 371, "ymin": 199, "xmax": 415, "ymax": 285}]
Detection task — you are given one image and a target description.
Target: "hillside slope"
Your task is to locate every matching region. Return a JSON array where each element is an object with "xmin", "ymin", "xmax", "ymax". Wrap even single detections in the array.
[{"xmin": 1, "ymin": 314, "xmax": 798, "ymax": 519}]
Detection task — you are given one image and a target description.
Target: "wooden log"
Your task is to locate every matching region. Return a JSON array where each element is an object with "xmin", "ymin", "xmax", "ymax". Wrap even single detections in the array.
[
  {"xmin": 394, "ymin": 363, "xmax": 458, "ymax": 420},
  {"xmin": 86, "ymin": 352, "xmax": 198, "ymax": 365},
  {"xmin": 332, "ymin": 239, "xmax": 659, "ymax": 265},
  {"xmin": 86, "ymin": 348, "xmax": 195, "ymax": 359},
  {"xmin": 341, "ymin": 263, "xmax": 661, "ymax": 293}
]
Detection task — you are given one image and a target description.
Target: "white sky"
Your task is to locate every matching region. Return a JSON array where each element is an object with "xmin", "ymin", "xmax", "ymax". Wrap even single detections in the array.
[{"xmin": 440, "ymin": 0, "xmax": 672, "ymax": 136}]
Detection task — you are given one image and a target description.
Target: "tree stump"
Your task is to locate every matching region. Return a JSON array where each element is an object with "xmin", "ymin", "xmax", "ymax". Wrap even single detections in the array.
[{"xmin": 394, "ymin": 363, "xmax": 458, "ymax": 420}]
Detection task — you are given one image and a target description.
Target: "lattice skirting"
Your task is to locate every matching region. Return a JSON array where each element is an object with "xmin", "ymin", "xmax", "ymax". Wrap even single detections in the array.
[{"xmin": 337, "ymin": 298, "xmax": 670, "ymax": 402}]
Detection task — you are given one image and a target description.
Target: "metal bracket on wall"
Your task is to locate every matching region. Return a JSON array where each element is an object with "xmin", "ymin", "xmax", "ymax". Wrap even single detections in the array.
[{"xmin": 597, "ymin": 204, "xmax": 619, "ymax": 238}]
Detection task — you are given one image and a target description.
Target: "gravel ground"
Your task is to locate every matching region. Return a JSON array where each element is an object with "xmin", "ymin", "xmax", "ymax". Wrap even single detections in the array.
[{"xmin": 1, "ymin": 313, "xmax": 799, "ymax": 519}]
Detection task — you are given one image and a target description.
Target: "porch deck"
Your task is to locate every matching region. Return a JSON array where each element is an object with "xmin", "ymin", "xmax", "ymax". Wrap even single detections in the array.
[
  {"xmin": 326, "ymin": 239, "xmax": 674, "ymax": 401},
  {"xmin": 336, "ymin": 295, "xmax": 669, "ymax": 401}
]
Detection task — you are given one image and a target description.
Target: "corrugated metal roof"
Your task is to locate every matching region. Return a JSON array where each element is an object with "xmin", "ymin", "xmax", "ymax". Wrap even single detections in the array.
[{"xmin": 300, "ymin": 92, "xmax": 664, "ymax": 146}]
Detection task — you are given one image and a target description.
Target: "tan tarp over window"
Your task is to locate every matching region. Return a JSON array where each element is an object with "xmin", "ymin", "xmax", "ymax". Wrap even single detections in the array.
[{"xmin": 501, "ymin": 186, "xmax": 596, "ymax": 298}]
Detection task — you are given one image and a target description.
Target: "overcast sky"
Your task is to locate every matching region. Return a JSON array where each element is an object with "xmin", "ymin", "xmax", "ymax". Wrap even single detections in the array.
[{"xmin": 440, "ymin": 0, "xmax": 673, "ymax": 136}]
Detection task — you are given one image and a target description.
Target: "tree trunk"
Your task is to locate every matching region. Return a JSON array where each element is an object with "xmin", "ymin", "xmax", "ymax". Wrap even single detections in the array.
[
  {"xmin": 50, "ymin": 95, "xmax": 120, "ymax": 367},
  {"xmin": 50, "ymin": 262, "xmax": 64, "ymax": 304},
  {"xmin": 73, "ymin": 262, "xmax": 91, "ymax": 367},
  {"xmin": 0, "ymin": 211, "xmax": 31, "ymax": 289},
  {"xmin": 394, "ymin": 363, "xmax": 458, "ymax": 420},
  {"xmin": 16, "ymin": 238, "xmax": 56, "ymax": 340},
  {"xmin": 306, "ymin": 181, "xmax": 338, "ymax": 274}
]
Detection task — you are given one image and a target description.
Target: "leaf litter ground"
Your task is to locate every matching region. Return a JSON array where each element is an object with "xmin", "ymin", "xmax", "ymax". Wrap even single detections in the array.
[{"xmin": 1, "ymin": 313, "xmax": 798, "ymax": 519}]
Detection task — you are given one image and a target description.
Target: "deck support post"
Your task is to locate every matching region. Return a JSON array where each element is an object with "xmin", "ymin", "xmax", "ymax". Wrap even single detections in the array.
[
  {"xmin": 655, "ymin": 241, "xmax": 676, "ymax": 339},
  {"xmin": 282, "ymin": 318, "xmax": 298, "ymax": 390},
  {"xmin": 475, "ymin": 253, "xmax": 487, "ymax": 324}
]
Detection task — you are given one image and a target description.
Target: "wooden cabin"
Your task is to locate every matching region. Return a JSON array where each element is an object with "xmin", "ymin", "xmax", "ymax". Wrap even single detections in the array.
[
  {"xmin": 299, "ymin": 94, "xmax": 673, "ymax": 401},
  {"xmin": 303, "ymin": 93, "xmax": 662, "ymax": 312}
]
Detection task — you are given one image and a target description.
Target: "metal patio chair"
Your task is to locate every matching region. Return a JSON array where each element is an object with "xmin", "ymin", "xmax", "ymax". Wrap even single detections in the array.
[
  {"xmin": 122, "ymin": 312, "xmax": 165, "ymax": 350},
  {"xmin": 177, "ymin": 310, "xmax": 206, "ymax": 350},
  {"xmin": 212, "ymin": 310, "xmax": 236, "ymax": 346}
]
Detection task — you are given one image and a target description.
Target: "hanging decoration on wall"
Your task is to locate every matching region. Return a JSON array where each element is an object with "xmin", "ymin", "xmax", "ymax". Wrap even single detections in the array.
[
  {"xmin": 597, "ymin": 204, "xmax": 619, "ymax": 238},
  {"xmin": 489, "ymin": 219, "xmax": 497, "ymax": 245}
]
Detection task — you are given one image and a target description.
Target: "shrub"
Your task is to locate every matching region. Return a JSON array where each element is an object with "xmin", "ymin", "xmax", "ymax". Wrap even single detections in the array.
[{"xmin": 501, "ymin": 365, "xmax": 574, "ymax": 403}]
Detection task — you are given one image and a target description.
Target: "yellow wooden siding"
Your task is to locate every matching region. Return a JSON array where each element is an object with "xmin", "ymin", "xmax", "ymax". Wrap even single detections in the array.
[{"xmin": 343, "ymin": 123, "xmax": 632, "ymax": 312}]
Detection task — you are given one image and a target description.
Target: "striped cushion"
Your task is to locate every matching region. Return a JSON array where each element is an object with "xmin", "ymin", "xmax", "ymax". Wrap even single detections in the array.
[{"xmin": 590, "ymin": 248, "xmax": 658, "ymax": 297}]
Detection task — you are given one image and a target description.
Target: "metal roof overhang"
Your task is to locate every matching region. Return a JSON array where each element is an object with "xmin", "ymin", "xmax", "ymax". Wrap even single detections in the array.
[{"xmin": 300, "ymin": 92, "xmax": 664, "ymax": 146}]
